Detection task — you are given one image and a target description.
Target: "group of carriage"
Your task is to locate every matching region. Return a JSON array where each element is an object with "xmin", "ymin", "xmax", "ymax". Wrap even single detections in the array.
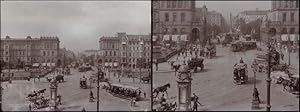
[
  {"xmin": 103, "ymin": 83, "xmax": 143, "ymax": 101},
  {"xmin": 253, "ymin": 49, "xmax": 283, "ymax": 73},
  {"xmin": 230, "ymin": 41, "xmax": 257, "ymax": 52},
  {"xmin": 170, "ymin": 57, "xmax": 204, "ymax": 73},
  {"xmin": 26, "ymin": 89, "xmax": 49, "ymax": 110}
]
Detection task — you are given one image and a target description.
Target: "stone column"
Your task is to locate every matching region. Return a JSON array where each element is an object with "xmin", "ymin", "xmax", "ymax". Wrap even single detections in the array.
[
  {"xmin": 176, "ymin": 65, "xmax": 192, "ymax": 111},
  {"xmin": 49, "ymin": 79, "xmax": 58, "ymax": 110}
]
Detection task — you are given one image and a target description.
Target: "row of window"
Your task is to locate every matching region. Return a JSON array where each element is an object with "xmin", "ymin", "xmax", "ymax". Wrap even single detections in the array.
[
  {"xmin": 164, "ymin": 27, "xmax": 186, "ymax": 34},
  {"xmin": 43, "ymin": 51, "xmax": 56, "ymax": 57},
  {"xmin": 3, "ymin": 44, "xmax": 57, "ymax": 50},
  {"xmin": 160, "ymin": 1, "xmax": 189, "ymax": 9},
  {"xmin": 281, "ymin": 0, "xmax": 299, "ymax": 8},
  {"xmin": 165, "ymin": 12, "xmax": 186, "ymax": 22},
  {"xmin": 2, "ymin": 57, "xmax": 54, "ymax": 63},
  {"xmin": 282, "ymin": 12, "xmax": 295, "ymax": 22}
]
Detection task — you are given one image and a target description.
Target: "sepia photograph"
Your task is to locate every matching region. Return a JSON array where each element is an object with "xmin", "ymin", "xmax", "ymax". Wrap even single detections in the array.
[
  {"xmin": 0, "ymin": 0, "xmax": 299, "ymax": 111},
  {"xmin": 0, "ymin": 1, "xmax": 151, "ymax": 111},
  {"xmin": 152, "ymin": 0, "xmax": 299, "ymax": 111}
]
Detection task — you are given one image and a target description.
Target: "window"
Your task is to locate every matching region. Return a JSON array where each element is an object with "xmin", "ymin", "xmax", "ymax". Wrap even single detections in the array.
[
  {"xmin": 52, "ymin": 51, "xmax": 54, "ymax": 56},
  {"xmin": 160, "ymin": 1, "xmax": 165, "ymax": 8},
  {"xmin": 181, "ymin": 13, "xmax": 186, "ymax": 22},
  {"xmin": 178, "ymin": 0, "xmax": 182, "ymax": 8},
  {"xmin": 167, "ymin": 1, "xmax": 171, "ymax": 8},
  {"xmin": 173, "ymin": 13, "xmax": 177, "ymax": 22},
  {"xmin": 291, "ymin": 12, "xmax": 294, "ymax": 22},
  {"xmin": 172, "ymin": 1, "xmax": 176, "ymax": 8},
  {"xmin": 6, "ymin": 52, "xmax": 8, "ymax": 56},
  {"xmin": 112, "ymin": 44, "xmax": 114, "ymax": 49},
  {"xmin": 165, "ymin": 13, "xmax": 169, "ymax": 22},
  {"xmin": 285, "ymin": 1, "xmax": 288, "ymax": 8},
  {"xmin": 43, "ymin": 51, "xmax": 46, "ymax": 56},
  {"xmin": 123, "ymin": 46, "xmax": 125, "ymax": 50},
  {"xmin": 114, "ymin": 51, "xmax": 116, "ymax": 56},
  {"xmin": 297, "ymin": 0, "xmax": 299, "ymax": 8},
  {"xmin": 283, "ymin": 13, "xmax": 287, "ymax": 22}
]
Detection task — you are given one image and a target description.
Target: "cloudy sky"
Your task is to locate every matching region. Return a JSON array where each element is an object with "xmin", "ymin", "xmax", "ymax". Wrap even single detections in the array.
[
  {"xmin": 1, "ymin": 1, "xmax": 270, "ymax": 52},
  {"xmin": 1, "ymin": 1, "xmax": 151, "ymax": 52},
  {"xmin": 196, "ymin": 1, "xmax": 271, "ymax": 22}
]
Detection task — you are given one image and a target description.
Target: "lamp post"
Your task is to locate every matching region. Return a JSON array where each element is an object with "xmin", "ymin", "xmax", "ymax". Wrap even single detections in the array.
[
  {"xmin": 49, "ymin": 78, "xmax": 58, "ymax": 111},
  {"xmin": 251, "ymin": 67, "xmax": 259, "ymax": 110},
  {"xmin": 287, "ymin": 32, "xmax": 291, "ymax": 66},
  {"xmin": 266, "ymin": 19, "xmax": 274, "ymax": 111},
  {"xmin": 96, "ymin": 67, "xmax": 102, "ymax": 112}
]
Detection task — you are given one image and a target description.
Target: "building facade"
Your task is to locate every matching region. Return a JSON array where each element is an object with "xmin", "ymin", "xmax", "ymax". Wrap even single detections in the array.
[
  {"xmin": 236, "ymin": 9, "xmax": 270, "ymax": 24},
  {"xmin": 0, "ymin": 36, "xmax": 60, "ymax": 66},
  {"xmin": 153, "ymin": 0, "xmax": 207, "ymax": 43},
  {"xmin": 261, "ymin": 0, "xmax": 299, "ymax": 42},
  {"xmin": 99, "ymin": 32, "xmax": 151, "ymax": 69},
  {"xmin": 207, "ymin": 10, "xmax": 223, "ymax": 26}
]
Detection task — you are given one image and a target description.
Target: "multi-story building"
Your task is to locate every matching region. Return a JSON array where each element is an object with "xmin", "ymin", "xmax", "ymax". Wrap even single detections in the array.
[
  {"xmin": 153, "ymin": 0, "xmax": 208, "ymax": 43},
  {"xmin": 99, "ymin": 32, "xmax": 150, "ymax": 70},
  {"xmin": 0, "ymin": 36, "xmax": 60, "ymax": 66},
  {"xmin": 261, "ymin": 0, "xmax": 299, "ymax": 42},
  {"xmin": 236, "ymin": 9, "xmax": 270, "ymax": 24},
  {"xmin": 207, "ymin": 10, "xmax": 223, "ymax": 26}
]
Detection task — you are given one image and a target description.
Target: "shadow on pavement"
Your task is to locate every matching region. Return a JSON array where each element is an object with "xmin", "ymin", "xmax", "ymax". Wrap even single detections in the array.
[
  {"xmin": 59, "ymin": 105, "xmax": 82, "ymax": 111},
  {"xmin": 194, "ymin": 68, "xmax": 211, "ymax": 73},
  {"xmin": 247, "ymin": 77, "xmax": 262, "ymax": 85},
  {"xmin": 212, "ymin": 55, "xmax": 225, "ymax": 59}
]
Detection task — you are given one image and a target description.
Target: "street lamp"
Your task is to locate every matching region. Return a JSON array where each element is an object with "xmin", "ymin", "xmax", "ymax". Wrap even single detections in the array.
[
  {"xmin": 96, "ymin": 67, "xmax": 103, "ymax": 112},
  {"xmin": 266, "ymin": 19, "xmax": 275, "ymax": 111}
]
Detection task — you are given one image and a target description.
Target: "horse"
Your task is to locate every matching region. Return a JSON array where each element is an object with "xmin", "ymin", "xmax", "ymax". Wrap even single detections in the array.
[
  {"xmin": 45, "ymin": 77, "xmax": 52, "ymax": 82},
  {"xmin": 153, "ymin": 83, "xmax": 171, "ymax": 98},
  {"xmin": 282, "ymin": 78, "xmax": 294, "ymax": 92},
  {"xmin": 172, "ymin": 64, "xmax": 181, "ymax": 72}
]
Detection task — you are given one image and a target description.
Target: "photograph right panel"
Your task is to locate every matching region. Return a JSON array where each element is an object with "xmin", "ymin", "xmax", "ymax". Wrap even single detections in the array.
[{"xmin": 152, "ymin": 0, "xmax": 299, "ymax": 111}]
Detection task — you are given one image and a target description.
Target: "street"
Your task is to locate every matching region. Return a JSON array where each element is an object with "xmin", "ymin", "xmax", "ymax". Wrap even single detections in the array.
[
  {"xmin": 153, "ymin": 44, "xmax": 299, "ymax": 111},
  {"xmin": 2, "ymin": 68, "xmax": 151, "ymax": 111}
]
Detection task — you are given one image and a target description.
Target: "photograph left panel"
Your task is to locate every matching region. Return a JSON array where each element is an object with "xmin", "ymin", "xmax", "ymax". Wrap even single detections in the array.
[{"xmin": 0, "ymin": 1, "xmax": 151, "ymax": 111}]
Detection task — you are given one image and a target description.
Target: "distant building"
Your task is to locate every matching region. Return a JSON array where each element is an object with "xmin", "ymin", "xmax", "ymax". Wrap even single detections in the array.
[
  {"xmin": 0, "ymin": 36, "xmax": 60, "ymax": 66},
  {"xmin": 81, "ymin": 49, "xmax": 100, "ymax": 57},
  {"xmin": 260, "ymin": 1, "xmax": 299, "ymax": 42},
  {"xmin": 236, "ymin": 9, "xmax": 270, "ymax": 24},
  {"xmin": 153, "ymin": 0, "xmax": 208, "ymax": 43},
  {"xmin": 99, "ymin": 32, "xmax": 151, "ymax": 69},
  {"xmin": 58, "ymin": 48, "xmax": 76, "ymax": 67},
  {"xmin": 207, "ymin": 10, "xmax": 224, "ymax": 26}
]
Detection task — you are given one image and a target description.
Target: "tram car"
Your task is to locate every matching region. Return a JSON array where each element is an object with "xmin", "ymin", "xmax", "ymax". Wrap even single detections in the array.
[
  {"xmin": 108, "ymin": 83, "xmax": 142, "ymax": 101},
  {"xmin": 233, "ymin": 63, "xmax": 248, "ymax": 85},
  {"xmin": 230, "ymin": 41, "xmax": 244, "ymax": 52}
]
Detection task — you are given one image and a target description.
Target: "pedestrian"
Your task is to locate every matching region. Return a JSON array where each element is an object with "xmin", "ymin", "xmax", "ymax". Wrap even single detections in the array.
[
  {"xmin": 130, "ymin": 98, "xmax": 133, "ymax": 106},
  {"xmin": 144, "ymin": 92, "xmax": 146, "ymax": 98},
  {"xmin": 90, "ymin": 91, "xmax": 95, "ymax": 99},
  {"xmin": 155, "ymin": 62, "xmax": 158, "ymax": 71},
  {"xmin": 192, "ymin": 94, "xmax": 203, "ymax": 111},
  {"xmin": 133, "ymin": 98, "xmax": 136, "ymax": 106},
  {"xmin": 281, "ymin": 52, "xmax": 284, "ymax": 60},
  {"xmin": 57, "ymin": 95, "xmax": 62, "ymax": 105},
  {"xmin": 253, "ymin": 88, "xmax": 261, "ymax": 103},
  {"xmin": 82, "ymin": 107, "xmax": 86, "ymax": 112},
  {"xmin": 28, "ymin": 103, "xmax": 31, "ymax": 111},
  {"xmin": 139, "ymin": 90, "xmax": 141, "ymax": 96}
]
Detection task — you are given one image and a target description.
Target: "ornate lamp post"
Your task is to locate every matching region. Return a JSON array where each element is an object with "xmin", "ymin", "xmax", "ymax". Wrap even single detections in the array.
[
  {"xmin": 49, "ymin": 77, "xmax": 58, "ymax": 110},
  {"xmin": 176, "ymin": 65, "xmax": 192, "ymax": 111},
  {"xmin": 251, "ymin": 67, "xmax": 259, "ymax": 110},
  {"xmin": 266, "ymin": 19, "xmax": 275, "ymax": 111}
]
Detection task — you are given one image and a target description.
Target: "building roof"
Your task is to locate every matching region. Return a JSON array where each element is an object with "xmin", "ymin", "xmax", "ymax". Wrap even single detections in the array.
[
  {"xmin": 1, "ymin": 36, "xmax": 59, "ymax": 41},
  {"xmin": 240, "ymin": 10, "xmax": 270, "ymax": 15}
]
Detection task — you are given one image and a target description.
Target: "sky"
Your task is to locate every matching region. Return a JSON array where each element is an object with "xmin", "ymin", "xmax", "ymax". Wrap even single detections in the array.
[
  {"xmin": 196, "ymin": 1, "xmax": 271, "ymax": 23},
  {"xmin": 1, "ymin": 1, "xmax": 151, "ymax": 52},
  {"xmin": 1, "ymin": 1, "xmax": 271, "ymax": 52}
]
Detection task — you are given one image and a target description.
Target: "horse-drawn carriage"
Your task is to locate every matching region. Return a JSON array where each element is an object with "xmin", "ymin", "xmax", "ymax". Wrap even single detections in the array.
[
  {"xmin": 80, "ymin": 77, "xmax": 88, "ymax": 89},
  {"xmin": 45, "ymin": 74, "xmax": 64, "ymax": 83},
  {"xmin": 187, "ymin": 57, "xmax": 204, "ymax": 73},
  {"xmin": 141, "ymin": 75, "xmax": 151, "ymax": 83},
  {"xmin": 206, "ymin": 44, "xmax": 216, "ymax": 58},
  {"xmin": 231, "ymin": 41, "xmax": 257, "ymax": 52},
  {"xmin": 26, "ymin": 89, "xmax": 49, "ymax": 110},
  {"xmin": 233, "ymin": 63, "xmax": 248, "ymax": 85}
]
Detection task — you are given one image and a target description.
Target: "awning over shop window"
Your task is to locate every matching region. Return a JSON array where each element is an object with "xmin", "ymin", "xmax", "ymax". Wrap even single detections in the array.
[{"xmin": 281, "ymin": 34, "xmax": 299, "ymax": 41}]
